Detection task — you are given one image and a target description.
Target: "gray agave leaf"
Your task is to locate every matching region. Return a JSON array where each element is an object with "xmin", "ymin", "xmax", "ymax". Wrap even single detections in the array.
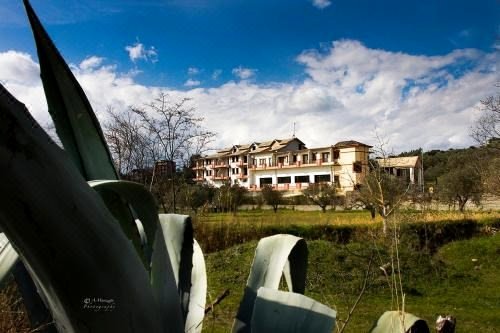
[
  {"xmin": 233, "ymin": 234, "xmax": 308, "ymax": 333},
  {"xmin": 0, "ymin": 84, "xmax": 163, "ymax": 332},
  {"xmin": 370, "ymin": 311, "xmax": 430, "ymax": 333},
  {"xmin": 251, "ymin": 287, "xmax": 336, "ymax": 333},
  {"xmin": 0, "ymin": 233, "xmax": 19, "ymax": 285},
  {"xmin": 23, "ymin": 0, "xmax": 118, "ymax": 181}
]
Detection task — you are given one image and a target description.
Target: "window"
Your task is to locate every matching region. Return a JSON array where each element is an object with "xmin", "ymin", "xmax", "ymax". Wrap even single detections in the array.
[
  {"xmin": 333, "ymin": 150, "xmax": 340, "ymax": 160},
  {"xmin": 353, "ymin": 161, "xmax": 362, "ymax": 173},
  {"xmin": 259, "ymin": 158, "xmax": 266, "ymax": 165},
  {"xmin": 295, "ymin": 175, "xmax": 309, "ymax": 183},
  {"xmin": 334, "ymin": 175, "xmax": 340, "ymax": 188},
  {"xmin": 277, "ymin": 176, "xmax": 291, "ymax": 184},
  {"xmin": 311, "ymin": 153, "xmax": 317, "ymax": 161},
  {"xmin": 260, "ymin": 177, "xmax": 272, "ymax": 187},
  {"xmin": 314, "ymin": 174, "xmax": 331, "ymax": 183},
  {"xmin": 292, "ymin": 154, "xmax": 297, "ymax": 163},
  {"xmin": 302, "ymin": 154, "xmax": 309, "ymax": 164},
  {"xmin": 322, "ymin": 152, "xmax": 330, "ymax": 162}
]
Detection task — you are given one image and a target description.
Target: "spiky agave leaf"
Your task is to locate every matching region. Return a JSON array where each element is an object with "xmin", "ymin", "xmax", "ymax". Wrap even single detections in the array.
[
  {"xmin": 251, "ymin": 287, "xmax": 336, "ymax": 333},
  {"xmin": 23, "ymin": 0, "xmax": 118, "ymax": 181},
  {"xmin": 370, "ymin": 311, "xmax": 430, "ymax": 333},
  {"xmin": 0, "ymin": 84, "xmax": 162, "ymax": 332},
  {"xmin": 232, "ymin": 234, "xmax": 308, "ymax": 333},
  {"xmin": 0, "ymin": 233, "xmax": 19, "ymax": 285}
]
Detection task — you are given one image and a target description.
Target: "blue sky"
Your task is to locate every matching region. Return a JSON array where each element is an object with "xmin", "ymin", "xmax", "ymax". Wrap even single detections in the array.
[{"xmin": 0, "ymin": 0, "xmax": 498, "ymax": 151}]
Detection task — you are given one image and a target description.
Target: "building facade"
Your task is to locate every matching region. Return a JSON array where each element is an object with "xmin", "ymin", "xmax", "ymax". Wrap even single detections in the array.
[
  {"xmin": 193, "ymin": 138, "xmax": 371, "ymax": 194},
  {"xmin": 377, "ymin": 156, "xmax": 423, "ymax": 188}
]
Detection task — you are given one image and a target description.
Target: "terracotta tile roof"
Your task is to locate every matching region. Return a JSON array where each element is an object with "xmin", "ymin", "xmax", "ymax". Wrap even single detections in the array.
[{"xmin": 334, "ymin": 140, "xmax": 372, "ymax": 148}]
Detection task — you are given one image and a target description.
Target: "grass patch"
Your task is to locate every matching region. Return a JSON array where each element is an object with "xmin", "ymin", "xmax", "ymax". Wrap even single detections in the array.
[
  {"xmin": 203, "ymin": 233, "xmax": 500, "ymax": 332},
  {"xmin": 194, "ymin": 209, "xmax": 499, "ymax": 253}
]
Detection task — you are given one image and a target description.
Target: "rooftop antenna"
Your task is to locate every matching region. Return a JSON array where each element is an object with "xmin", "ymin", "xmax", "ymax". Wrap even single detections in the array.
[{"xmin": 292, "ymin": 122, "xmax": 296, "ymax": 138}]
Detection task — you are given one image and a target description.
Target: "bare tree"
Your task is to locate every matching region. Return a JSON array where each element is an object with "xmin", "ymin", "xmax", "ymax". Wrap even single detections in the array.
[
  {"xmin": 471, "ymin": 90, "xmax": 500, "ymax": 149},
  {"xmin": 470, "ymin": 89, "xmax": 500, "ymax": 196},
  {"xmin": 357, "ymin": 134, "xmax": 409, "ymax": 234},
  {"xmin": 132, "ymin": 93, "xmax": 216, "ymax": 212},
  {"xmin": 104, "ymin": 107, "xmax": 155, "ymax": 180}
]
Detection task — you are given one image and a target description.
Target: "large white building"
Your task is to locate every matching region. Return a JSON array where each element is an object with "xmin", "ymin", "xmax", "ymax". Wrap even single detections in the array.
[{"xmin": 193, "ymin": 138, "xmax": 372, "ymax": 194}]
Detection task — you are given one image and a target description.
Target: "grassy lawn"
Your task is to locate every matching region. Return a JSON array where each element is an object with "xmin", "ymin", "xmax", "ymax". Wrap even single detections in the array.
[{"xmin": 203, "ymin": 233, "xmax": 500, "ymax": 333}]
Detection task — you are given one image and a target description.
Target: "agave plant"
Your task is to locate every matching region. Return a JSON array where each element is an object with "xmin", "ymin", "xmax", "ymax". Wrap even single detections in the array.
[{"xmin": 0, "ymin": 1, "xmax": 339, "ymax": 332}]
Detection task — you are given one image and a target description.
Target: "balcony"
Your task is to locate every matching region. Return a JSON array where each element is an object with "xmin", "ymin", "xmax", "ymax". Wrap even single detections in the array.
[
  {"xmin": 194, "ymin": 177, "xmax": 204, "ymax": 182},
  {"xmin": 213, "ymin": 163, "xmax": 229, "ymax": 169},
  {"xmin": 213, "ymin": 175, "xmax": 229, "ymax": 180},
  {"xmin": 237, "ymin": 173, "xmax": 248, "ymax": 179}
]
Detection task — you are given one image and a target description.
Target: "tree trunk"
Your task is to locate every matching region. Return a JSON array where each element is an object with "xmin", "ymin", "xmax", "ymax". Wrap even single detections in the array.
[
  {"xmin": 458, "ymin": 197, "xmax": 467, "ymax": 212},
  {"xmin": 381, "ymin": 206, "xmax": 388, "ymax": 235}
]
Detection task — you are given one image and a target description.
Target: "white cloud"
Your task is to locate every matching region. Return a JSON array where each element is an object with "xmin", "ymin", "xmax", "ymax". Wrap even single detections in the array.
[
  {"xmin": 125, "ymin": 42, "xmax": 158, "ymax": 63},
  {"xmin": 232, "ymin": 66, "xmax": 257, "ymax": 80},
  {"xmin": 79, "ymin": 56, "xmax": 104, "ymax": 70},
  {"xmin": 188, "ymin": 67, "xmax": 199, "ymax": 75},
  {"xmin": 312, "ymin": 0, "xmax": 332, "ymax": 9},
  {"xmin": 184, "ymin": 79, "xmax": 201, "ymax": 87},
  {"xmin": 0, "ymin": 51, "xmax": 40, "ymax": 85},
  {"xmin": 0, "ymin": 41, "xmax": 497, "ymax": 154}
]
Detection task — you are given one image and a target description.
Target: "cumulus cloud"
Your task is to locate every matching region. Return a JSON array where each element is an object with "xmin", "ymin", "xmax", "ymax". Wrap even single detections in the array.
[
  {"xmin": 184, "ymin": 79, "xmax": 201, "ymax": 87},
  {"xmin": 311, "ymin": 0, "xmax": 332, "ymax": 9},
  {"xmin": 125, "ymin": 42, "xmax": 158, "ymax": 63},
  {"xmin": 79, "ymin": 56, "xmax": 104, "ymax": 70},
  {"xmin": 232, "ymin": 66, "xmax": 257, "ymax": 80},
  {"xmin": 0, "ymin": 40, "xmax": 497, "ymax": 153}
]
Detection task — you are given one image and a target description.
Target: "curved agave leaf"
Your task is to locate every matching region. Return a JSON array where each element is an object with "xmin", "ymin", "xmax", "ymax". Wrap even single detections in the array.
[
  {"xmin": 89, "ymin": 180, "xmax": 159, "ymax": 265},
  {"xmin": 0, "ymin": 84, "xmax": 162, "ymax": 332},
  {"xmin": 251, "ymin": 287, "xmax": 336, "ymax": 333},
  {"xmin": 370, "ymin": 311, "xmax": 430, "ymax": 333},
  {"xmin": 154, "ymin": 214, "xmax": 207, "ymax": 332},
  {"xmin": 11, "ymin": 261, "xmax": 58, "ymax": 333},
  {"xmin": 150, "ymin": 217, "xmax": 185, "ymax": 333},
  {"xmin": 185, "ymin": 239, "xmax": 207, "ymax": 333},
  {"xmin": 233, "ymin": 234, "xmax": 308, "ymax": 333},
  {"xmin": 23, "ymin": 0, "xmax": 118, "ymax": 181},
  {"xmin": 0, "ymin": 233, "xmax": 19, "ymax": 285}
]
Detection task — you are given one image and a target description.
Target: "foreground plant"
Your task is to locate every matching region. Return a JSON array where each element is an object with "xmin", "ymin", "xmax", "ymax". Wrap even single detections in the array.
[{"xmin": 0, "ymin": 1, "xmax": 340, "ymax": 332}]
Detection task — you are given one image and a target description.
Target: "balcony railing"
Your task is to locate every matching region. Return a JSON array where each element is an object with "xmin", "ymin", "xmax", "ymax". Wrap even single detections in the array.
[
  {"xmin": 213, "ymin": 175, "xmax": 229, "ymax": 180},
  {"xmin": 213, "ymin": 163, "xmax": 229, "ymax": 168},
  {"xmin": 248, "ymin": 182, "xmax": 313, "ymax": 191}
]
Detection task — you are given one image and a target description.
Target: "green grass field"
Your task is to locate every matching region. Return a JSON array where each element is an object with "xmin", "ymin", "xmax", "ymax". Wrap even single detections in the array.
[
  {"xmin": 197, "ymin": 209, "xmax": 499, "ymax": 332},
  {"xmin": 203, "ymin": 233, "xmax": 500, "ymax": 333}
]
